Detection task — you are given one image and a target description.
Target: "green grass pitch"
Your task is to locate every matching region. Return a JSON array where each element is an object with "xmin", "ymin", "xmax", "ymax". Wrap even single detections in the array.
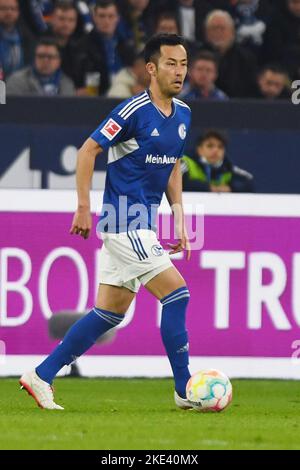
[{"xmin": 0, "ymin": 378, "xmax": 300, "ymax": 450}]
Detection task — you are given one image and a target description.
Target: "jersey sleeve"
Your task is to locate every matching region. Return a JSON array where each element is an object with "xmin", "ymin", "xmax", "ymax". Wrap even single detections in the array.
[
  {"xmin": 178, "ymin": 141, "xmax": 187, "ymax": 158},
  {"xmin": 90, "ymin": 101, "xmax": 136, "ymax": 150}
]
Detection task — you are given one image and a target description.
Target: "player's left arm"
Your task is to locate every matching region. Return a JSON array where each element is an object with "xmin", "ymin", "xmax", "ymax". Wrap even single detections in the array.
[{"xmin": 166, "ymin": 159, "xmax": 191, "ymax": 261}]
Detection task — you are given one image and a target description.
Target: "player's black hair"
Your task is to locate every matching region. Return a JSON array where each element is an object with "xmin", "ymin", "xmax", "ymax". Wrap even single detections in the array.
[
  {"xmin": 190, "ymin": 50, "xmax": 219, "ymax": 69},
  {"xmin": 197, "ymin": 130, "xmax": 228, "ymax": 148},
  {"xmin": 144, "ymin": 34, "xmax": 187, "ymax": 64},
  {"xmin": 35, "ymin": 37, "xmax": 61, "ymax": 56}
]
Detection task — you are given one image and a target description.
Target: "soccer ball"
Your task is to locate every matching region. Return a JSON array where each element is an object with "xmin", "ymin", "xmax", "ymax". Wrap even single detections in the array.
[{"xmin": 186, "ymin": 369, "xmax": 233, "ymax": 412}]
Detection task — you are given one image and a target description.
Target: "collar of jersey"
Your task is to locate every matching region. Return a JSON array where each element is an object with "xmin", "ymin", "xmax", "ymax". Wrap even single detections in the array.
[{"xmin": 146, "ymin": 89, "xmax": 177, "ymax": 120}]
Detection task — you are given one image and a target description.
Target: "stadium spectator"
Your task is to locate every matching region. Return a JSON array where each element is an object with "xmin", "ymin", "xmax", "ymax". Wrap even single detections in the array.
[
  {"xmin": 253, "ymin": 64, "xmax": 291, "ymax": 99},
  {"xmin": 6, "ymin": 37, "xmax": 75, "ymax": 95},
  {"xmin": 167, "ymin": 0, "xmax": 273, "ymax": 44},
  {"xmin": 0, "ymin": 0, "xmax": 35, "ymax": 79},
  {"xmin": 182, "ymin": 130, "xmax": 254, "ymax": 193},
  {"xmin": 48, "ymin": 1, "xmax": 81, "ymax": 86},
  {"xmin": 49, "ymin": 1, "xmax": 78, "ymax": 46},
  {"xmin": 118, "ymin": 0, "xmax": 151, "ymax": 51},
  {"xmin": 157, "ymin": 0, "xmax": 232, "ymax": 42},
  {"xmin": 77, "ymin": 0, "xmax": 127, "ymax": 95},
  {"xmin": 154, "ymin": 0, "xmax": 279, "ymax": 45},
  {"xmin": 148, "ymin": 0, "xmax": 204, "ymax": 42},
  {"xmin": 75, "ymin": 0, "xmax": 94, "ymax": 33},
  {"xmin": 20, "ymin": 0, "xmax": 53, "ymax": 35},
  {"xmin": 263, "ymin": 0, "xmax": 300, "ymax": 80},
  {"xmin": 232, "ymin": 0, "xmax": 274, "ymax": 52},
  {"xmin": 21, "ymin": 1, "xmax": 93, "ymax": 35},
  {"xmin": 181, "ymin": 51, "xmax": 228, "ymax": 101},
  {"xmin": 174, "ymin": 0, "xmax": 196, "ymax": 41},
  {"xmin": 203, "ymin": 9, "xmax": 257, "ymax": 98},
  {"xmin": 154, "ymin": 12, "xmax": 180, "ymax": 35},
  {"xmin": 153, "ymin": 11, "xmax": 201, "ymax": 56},
  {"xmin": 107, "ymin": 51, "xmax": 149, "ymax": 98}
]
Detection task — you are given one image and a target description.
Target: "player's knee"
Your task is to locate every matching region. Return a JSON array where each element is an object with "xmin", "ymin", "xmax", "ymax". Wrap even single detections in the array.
[
  {"xmin": 160, "ymin": 287, "xmax": 190, "ymax": 339},
  {"xmin": 161, "ymin": 286, "xmax": 190, "ymax": 306},
  {"xmin": 182, "ymin": 286, "xmax": 190, "ymax": 304}
]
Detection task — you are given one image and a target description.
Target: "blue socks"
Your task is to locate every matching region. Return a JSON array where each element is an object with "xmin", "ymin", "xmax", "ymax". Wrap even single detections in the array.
[
  {"xmin": 36, "ymin": 308, "xmax": 124, "ymax": 384},
  {"xmin": 160, "ymin": 287, "xmax": 191, "ymax": 398},
  {"xmin": 36, "ymin": 288, "xmax": 191, "ymax": 398}
]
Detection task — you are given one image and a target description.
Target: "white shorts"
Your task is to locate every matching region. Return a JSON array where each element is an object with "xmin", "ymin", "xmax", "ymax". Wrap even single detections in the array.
[{"xmin": 98, "ymin": 229, "xmax": 173, "ymax": 293}]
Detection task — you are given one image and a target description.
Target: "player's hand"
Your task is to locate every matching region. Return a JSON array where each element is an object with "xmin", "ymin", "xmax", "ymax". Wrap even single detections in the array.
[
  {"xmin": 167, "ymin": 233, "xmax": 191, "ymax": 261},
  {"xmin": 70, "ymin": 207, "xmax": 92, "ymax": 240}
]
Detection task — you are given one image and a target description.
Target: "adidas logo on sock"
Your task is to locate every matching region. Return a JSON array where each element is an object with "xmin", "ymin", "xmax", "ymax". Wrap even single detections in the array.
[
  {"xmin": 151, "ymin": 128, "xmax": 160, "ymax": 137},
  {"xmin": 177, "ymin": 343, "xmax": 189, "ymax": 354}
]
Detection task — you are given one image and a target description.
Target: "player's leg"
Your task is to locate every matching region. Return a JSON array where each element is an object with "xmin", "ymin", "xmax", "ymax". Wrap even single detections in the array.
[
  {"xmin": 144, "ymin": 266, "xmax": 191, "ymax": 403},
  {"xmin": 20, "ymin": 284, "xmax": 135, "ymax": 409},
  {"xmin": 96, "ymin": 284, "xmax": 136, "ymax": 313},
  {"xmin": 20, "ymin": 243, "xmax": 136, "ymax": 409},
  {"xmin": 144, "ymin": 265, "xmax": 186, "ymax": 299},
  {"xmin": 35, "ymin": 284, "xmax": 135, "ymax": 385}
]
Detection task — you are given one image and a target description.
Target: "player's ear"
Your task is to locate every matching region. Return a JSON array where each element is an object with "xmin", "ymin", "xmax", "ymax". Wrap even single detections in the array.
[{"xmin": 146, "ymin": 62, "xmax": 157, "ymax": 77}]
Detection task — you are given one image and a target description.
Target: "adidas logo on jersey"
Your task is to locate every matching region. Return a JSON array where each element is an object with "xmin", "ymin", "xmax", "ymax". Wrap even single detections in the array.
[{"xmin": 151, "ymin": 128, "xmax": 160, "ymax": 137}]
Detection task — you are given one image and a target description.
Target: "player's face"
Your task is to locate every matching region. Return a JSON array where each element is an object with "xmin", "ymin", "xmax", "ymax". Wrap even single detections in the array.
[
  {"xmin": 155, "ymin": 45, "xmax": 188, "ymax": 97},
  {"xmin": 0, "ymin": 0, "xmax": 19, "ymax": 29},
  {"xmin": 198, "ymin": 138, "xmax": 225, "ymax": 165}
]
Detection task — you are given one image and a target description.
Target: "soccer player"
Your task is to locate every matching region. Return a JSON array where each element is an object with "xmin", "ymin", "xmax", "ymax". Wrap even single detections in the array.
[{"xmin": 20, "ymin": 34, "xmax": 193, "ymax": 411}]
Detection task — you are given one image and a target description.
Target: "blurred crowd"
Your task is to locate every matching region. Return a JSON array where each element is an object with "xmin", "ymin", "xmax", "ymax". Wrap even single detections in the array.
[{"xmin": 0, "ymin": 0, "xmax": 297, "ymax": 100}]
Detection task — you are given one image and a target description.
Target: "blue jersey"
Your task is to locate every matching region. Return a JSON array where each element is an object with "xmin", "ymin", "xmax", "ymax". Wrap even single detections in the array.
[{"xmin": 90, "ymin": 90, "xmax": 191, "ymax": 233}]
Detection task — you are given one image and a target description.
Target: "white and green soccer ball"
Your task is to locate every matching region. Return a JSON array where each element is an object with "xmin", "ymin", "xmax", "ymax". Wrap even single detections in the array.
[{"xmin": 186, "ymin": 369, "xmax": 233, "ymax": 412}]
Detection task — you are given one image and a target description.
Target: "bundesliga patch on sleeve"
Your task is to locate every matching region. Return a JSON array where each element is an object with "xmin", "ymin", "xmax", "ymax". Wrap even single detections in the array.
[{"xmin": 100, "ymin": 118, "xmax": 122, "ymax": 141}]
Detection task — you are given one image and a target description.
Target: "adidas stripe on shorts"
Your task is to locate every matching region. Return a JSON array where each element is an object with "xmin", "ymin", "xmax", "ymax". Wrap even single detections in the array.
[{"xmin": 97, "ymin": 229, "xmax": 173, "ymax": 293}]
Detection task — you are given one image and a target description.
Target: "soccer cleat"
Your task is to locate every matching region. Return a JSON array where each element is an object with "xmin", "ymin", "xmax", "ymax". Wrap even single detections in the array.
[
  {"xmin": 19, "ymin": 371, "xmax": 64, "ymax": 410},
  {"xmin": 174, "ymin": 390, "xmax": 193, "ymax": 410}
]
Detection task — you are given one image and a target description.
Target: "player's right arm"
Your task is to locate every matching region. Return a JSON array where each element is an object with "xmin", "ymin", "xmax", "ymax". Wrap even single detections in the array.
[
  {"xmin": 70, "ymin": 96, "xmax": 138, "ymax": 239},
  {"xmin": 70, "ymin": 138, "xmax": 103, "ymax": 240}
]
